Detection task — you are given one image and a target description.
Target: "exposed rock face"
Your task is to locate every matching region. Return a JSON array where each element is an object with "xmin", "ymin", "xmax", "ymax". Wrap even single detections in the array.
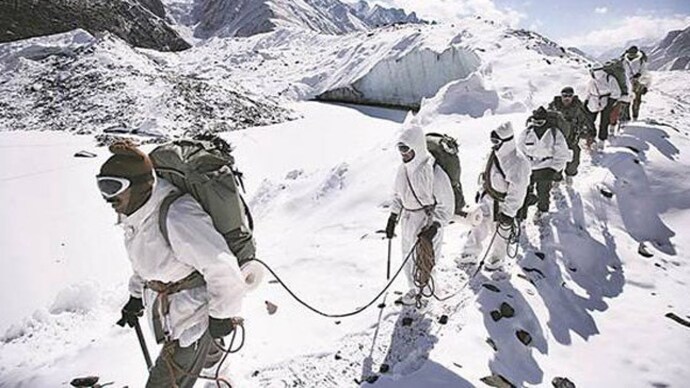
[
  {"xmin": 347, "ymin": 0, "xmax": 426, "ymax": 27},
  {"xmin": 648, "ymin": 26, "xmax": 690, "ymax": 71},
  {"xmin": 0, "ymin": 0, "xmax": 190, "ymax": 52}
]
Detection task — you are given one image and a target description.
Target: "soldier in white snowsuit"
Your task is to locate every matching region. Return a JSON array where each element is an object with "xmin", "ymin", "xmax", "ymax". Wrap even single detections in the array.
[
  {"xmin": 621, "ymin": 45, "xmax": 650, "ymax": 121},
  {"xmin": 517, "ymin": 107, "xmax": 572, "ymax": 220},
  {"xmin": 585, "ymin": 66, "xmax": 623, "ymax": 145},
  {"xmin": 97, "ymin": 142, "xmax": 247, "ymax": 388},
  {"xmin": 385, "ymin": 124, "xmax": 454, "ymax": 303},
  {"xmin": 458, "ymin": 122, "xmax": 530, "ymax": 270}
]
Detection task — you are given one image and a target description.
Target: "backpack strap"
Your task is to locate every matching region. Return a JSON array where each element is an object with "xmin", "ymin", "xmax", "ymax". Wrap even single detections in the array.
[{"xmin": 158, "ymin": 191, "xmax": 185, "ymax": 247}]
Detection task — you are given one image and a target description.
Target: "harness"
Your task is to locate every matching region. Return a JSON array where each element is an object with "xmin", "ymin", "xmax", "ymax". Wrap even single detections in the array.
[
  {"xmin": 146, "ymin": 271, "xmax": 207, "ymax": 343},
  {"xmin": 482, "ymin": 151, "xmax": 507, "ymax": 203},
  {"xmin": 403, "ymin": 166, "xmax": 436, "ymax": 216}
]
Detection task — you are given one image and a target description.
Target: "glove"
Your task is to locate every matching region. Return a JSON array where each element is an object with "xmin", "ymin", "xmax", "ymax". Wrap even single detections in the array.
[
  {"xmin": 496, "ymin": 212, "xmax": 513, "ymax": 226},
  {"xmin": 117, "ymin": 296, "xmax": 143, "ymax": 327},
  {"xmin": 209, "ymin": 316, "xmax": 236, "ymax": 339},
  {"xmin": 385, "ymin": 213, "xmax": 398, "ymax": 239},
  {"xmin": 418, "ymin": 222, "xmax": 440, "ymax": 241}
]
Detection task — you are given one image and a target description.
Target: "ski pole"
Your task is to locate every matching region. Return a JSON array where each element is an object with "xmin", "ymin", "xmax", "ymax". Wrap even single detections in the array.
[{"xmin": 133, "ymin": 318, "xmax": 153, "ymax": 370}]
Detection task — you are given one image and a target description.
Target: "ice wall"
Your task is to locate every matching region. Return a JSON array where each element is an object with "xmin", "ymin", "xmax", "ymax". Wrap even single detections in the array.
[{"xmin": 317, "ymin": 45, "xmax": 480, "ymax": 109}]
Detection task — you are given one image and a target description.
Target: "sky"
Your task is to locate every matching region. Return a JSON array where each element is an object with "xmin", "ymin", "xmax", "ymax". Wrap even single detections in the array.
[{"xmin": 347, "ymin": 0, "xmax": 690, "ymax": 56}]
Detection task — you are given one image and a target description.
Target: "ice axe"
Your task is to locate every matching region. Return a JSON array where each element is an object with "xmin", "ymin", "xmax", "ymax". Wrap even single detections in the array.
[
  {"xmin": 117, "ymin": 316, "xmax": 153, "ymax": 370},
  {"xmin": 375, "ymin": 229, "xmax": 394, "ymax": 280}
]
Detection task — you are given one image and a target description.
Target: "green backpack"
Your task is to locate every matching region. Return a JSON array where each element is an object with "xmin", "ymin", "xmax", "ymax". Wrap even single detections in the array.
[
  {"xmin": 149, "ymin": 135, "xmax": 255, "ymax": 265},
  {"xmin": 425, "ymin": 133, "xmax": 466, "ymax": 214}
]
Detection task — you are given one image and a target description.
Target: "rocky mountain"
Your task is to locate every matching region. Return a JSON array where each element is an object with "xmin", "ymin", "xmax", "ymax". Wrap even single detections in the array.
[
  {"xmin": 648, "ymin": 25, "xmax": 690, "ymax": 70},
  {"xmin": 164, "ymin": 0, "xmax": 425, "ymax": 39},
  {"xmin": 567, "ymin": 47, "xmax": 598, "ymax": 63},
  {"xmin": 0, "ymin": 30, "xmax": 292, "ymax": 136},
  {"xmin": 346, "ymin": 0, "xmax": 426, "ymax": 27},
  {"xmin": 0, "ymin": 0, "xmax": 190, "ymax": 52}
]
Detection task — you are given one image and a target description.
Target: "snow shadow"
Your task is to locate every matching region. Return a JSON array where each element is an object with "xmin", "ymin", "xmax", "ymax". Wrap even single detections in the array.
[
  {"xmin": 470, "ymin": 273, "xmax": 547, "ymax": 387},
  {"xmin": 370, "ymin": 359, "xmax": 473, "ymax": 387},
  {"xmin": 326, "ymin": 102, "xmax": 410, "ymax": 123},
  {"xmin": 616, "ymin": 124, "xmax": 680, "ymax": 161},
  {"xmin": 599, "ymin": 147, "xmax": 678, "ymax": 255},
  {"xmin": 376, "ymin": 305, "xmax": 438, "ymax": 379},
  {"xmin": 517, "ymin": 186, "xmax": 624, "ymax": 348}
]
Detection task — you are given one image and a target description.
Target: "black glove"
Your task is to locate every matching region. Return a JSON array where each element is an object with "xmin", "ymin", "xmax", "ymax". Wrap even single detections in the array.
[
  {"xmin": 553, "ymin": 170, "xmax": 563, "ymax": 182},
  {"xmin": 385, "ymin": 213, "xmax": 398, "ymax": 239},
  {"xmin": 209, "ymin": 316, "xmax": 236, "ymax": 339},
  {"xmin": 418, "ymin": 222, "xmax": 440, "ymax": 241},
  {"xmin": 496, "ymin": 212, "xmax": 513, "ymax": 226},
  {"xmin": 117, "ymin": 296, "xmax": 143, "ymax": 327}
]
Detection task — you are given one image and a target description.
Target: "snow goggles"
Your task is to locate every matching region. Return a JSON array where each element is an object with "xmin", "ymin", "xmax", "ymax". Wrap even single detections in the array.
[
  {"xmin": 97, "ymin": 176, "xmax": 131, "ymax": 199},
  {"xmin": 561, "ymin": 93, "xmax": 574, "ymax": 98},
  {"xmin": 398, "ymin": 144, "xmax": 412, "ymax": 154},
  {"xmin": 531, "ymin": 118, "xmax": 547, "ymax": 127}
]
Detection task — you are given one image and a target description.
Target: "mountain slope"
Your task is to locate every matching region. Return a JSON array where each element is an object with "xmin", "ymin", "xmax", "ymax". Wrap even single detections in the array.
[
  {"xmin": 0, "ymin": 30, "xmax": 293, "ymax": 136},
  {"xmin": 175, "ymin": 18, "xmax": 591, "ymax": 110},
  {"xmin": 0, "ymin": 0, "xmax": 190, "ymax": 52},
  {"xmin": 648, "ymin": 25, "xmax": 690, "ymax": 70},
  {"xmin": 165, "ymin": 0, "xmax": 424, "ymax": 39},
  {"xmin": 1, "ymin": 71, "xmax": 689, "ymax": 386}
]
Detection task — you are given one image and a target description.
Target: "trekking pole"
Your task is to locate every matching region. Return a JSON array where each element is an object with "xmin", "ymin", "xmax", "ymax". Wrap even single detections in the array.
[
  {"xmin": 386, "ymin": 237, "xmax": 392, "ymax": 280},
  {"xmin": 133, "ymin": 318, "xmax": 153, "ymax": 370}
]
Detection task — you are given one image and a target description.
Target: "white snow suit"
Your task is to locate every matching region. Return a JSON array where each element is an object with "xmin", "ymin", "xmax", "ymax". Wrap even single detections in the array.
[
  {"xmin": 518, "ymin": 125, "xmax": 572, "ymax": 173},
  {"xmin": 462, "ymin": 134, "xmax": 530, "ymax": 267},
  {"xmin": 622, "ymin": 52, "xmax": 651, "ymax": 120},
  {"xmin": 585, "ymin": 68, "xmax": 623, "ymax": 113},
  {"xmin": 622, "ymin": 52, "xmax": 649, "ymax": 85},
  {"xmin": 390, "ymin": 125, "xmax": 454, "ymax": 289},
  {"xmin": 121, "ymin": 178, "xmax": 247, "ymax": 347}
]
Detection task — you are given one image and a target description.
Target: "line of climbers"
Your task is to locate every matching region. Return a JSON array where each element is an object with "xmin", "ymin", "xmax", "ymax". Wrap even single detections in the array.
[
  {"xmin": 385, "ymin": 45, "xmax": 650, "ymax": 304},
  {"xmin": 93, "ymin": 45, "xmax": 651, "ymax": 387}
]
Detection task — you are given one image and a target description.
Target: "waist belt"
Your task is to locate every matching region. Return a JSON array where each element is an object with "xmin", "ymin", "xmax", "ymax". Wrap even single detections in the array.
[
  {"xmin": 402, "ymin": 203, "xmax": 436, "ymax": 213},
  {"xmin": 146, "ymin": 271, "xmax": 206, "ymax": 343}
]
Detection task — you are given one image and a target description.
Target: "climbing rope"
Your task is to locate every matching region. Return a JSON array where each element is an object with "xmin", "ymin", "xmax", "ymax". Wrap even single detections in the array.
[
  {"xmin": 162, "ymin": 319, "xmax": 245, "ymax": 388},
  {"xmin": 429, "ymin": 227, "xmax": 501, "ymax": 303},
  {"xmin": 246, "ymin": 240, "xmax": 421, "ymax": 319},
  {"xmin": 498, "ymin": 218, "xmax": 522, "ymax": 259}
]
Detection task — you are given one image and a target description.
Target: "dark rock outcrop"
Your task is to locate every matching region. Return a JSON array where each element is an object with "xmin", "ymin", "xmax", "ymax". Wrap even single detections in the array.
[{"xmin": 0, "ymin": 0, "xmax": 189, "ymax": 51}]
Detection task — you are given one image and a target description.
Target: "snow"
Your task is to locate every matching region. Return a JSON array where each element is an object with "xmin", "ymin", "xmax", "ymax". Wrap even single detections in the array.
[
  {"xmin": 1, "ymin": 15, "xmax": 690, "ymax": 388},
  {"xmin": 172, "ymin": 18, "xmax": 590, "ymax": 110}
]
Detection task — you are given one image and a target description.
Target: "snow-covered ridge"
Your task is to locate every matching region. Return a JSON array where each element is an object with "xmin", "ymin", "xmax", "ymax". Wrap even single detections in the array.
[
  {"xmin": 165, "ymin": 0, "xmax": 426, "ymax": 40},
  {"xmin": 0, "ymin": 30, "xmax": 295, "ymax": 136},
  {"xmin": 177, "ymin": 18, "xmax": 593, "ymax": 110}
]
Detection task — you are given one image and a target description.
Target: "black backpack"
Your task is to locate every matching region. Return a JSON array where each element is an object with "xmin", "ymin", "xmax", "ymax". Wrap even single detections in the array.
[{"xmin": 425, "ymin": 133, "xmax": 466, "ymax": 214}]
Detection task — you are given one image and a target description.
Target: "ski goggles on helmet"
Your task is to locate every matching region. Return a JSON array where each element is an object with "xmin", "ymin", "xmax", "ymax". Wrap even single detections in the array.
[
  {"xmin": 97, "ymin": 176, "xmax": 131, "ymax": 199},
  {"xmin": 561, "ymin": 92, "xmax": 574, "ymax": 98}
]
